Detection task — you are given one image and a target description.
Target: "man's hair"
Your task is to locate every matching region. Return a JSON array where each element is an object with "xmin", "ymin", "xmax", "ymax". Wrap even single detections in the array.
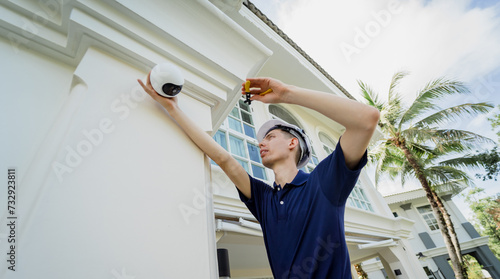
[{"xmin": 277, "ymin": 129, "xmax": 302, "ymax": 166}]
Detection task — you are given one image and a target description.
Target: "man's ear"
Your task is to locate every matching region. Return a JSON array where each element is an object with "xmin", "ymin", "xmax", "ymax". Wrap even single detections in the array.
[{"xmin": 288, "ymin": 137, "xmax": 299, "ymax": 150}]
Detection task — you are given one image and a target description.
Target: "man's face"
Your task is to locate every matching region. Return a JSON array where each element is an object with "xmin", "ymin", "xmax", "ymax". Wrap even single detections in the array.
[{"xmin": 259, "ymin": 129, "xmax": 295, "ymax": 168}]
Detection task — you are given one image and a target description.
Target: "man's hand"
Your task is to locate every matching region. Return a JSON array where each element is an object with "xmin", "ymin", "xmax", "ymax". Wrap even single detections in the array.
[
  {"xmin": 243, "ymin": 76, "xmax": 379, "ymax": 170},
  {"xmin": 241, "ymin": 77, "xmax": 293, "ymax": 104},
  {"xmin": 137, "ymin": 72, "xmax": 178, "ymax": 112}
]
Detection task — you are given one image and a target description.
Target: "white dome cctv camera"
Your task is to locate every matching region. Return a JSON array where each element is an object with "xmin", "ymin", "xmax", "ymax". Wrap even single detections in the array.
[{"xmin": 150, "ymin": 63, "xmax": 184, "ymax": 98}]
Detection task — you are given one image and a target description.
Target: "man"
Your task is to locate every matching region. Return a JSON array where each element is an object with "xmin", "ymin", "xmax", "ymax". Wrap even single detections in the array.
[{"xmin": 138, "ymin": 75, "xmax": 379, "ymax": 278}]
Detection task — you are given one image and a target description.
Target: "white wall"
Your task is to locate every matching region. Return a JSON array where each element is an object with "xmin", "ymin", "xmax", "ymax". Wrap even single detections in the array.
[
  {"xmin": 1, "ymin": 46, "xmax": 216, "ymax": 278},
  {"xmin": 0, "ymin": 0, "xmax": 272, "ymax": 277}
]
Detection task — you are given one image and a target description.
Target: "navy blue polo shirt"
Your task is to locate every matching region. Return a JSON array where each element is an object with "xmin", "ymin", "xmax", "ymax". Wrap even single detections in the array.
[{"xmin": 238, "ymin": 141, "xmax": 367, "ymax": 278}]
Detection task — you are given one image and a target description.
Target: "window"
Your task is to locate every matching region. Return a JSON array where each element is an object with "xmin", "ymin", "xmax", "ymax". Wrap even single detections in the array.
[
  {"xmin": 319, "ymin": 132, "xmax": 336, "ymax": 155},
  {"xmin": 317, "ymin": 131, "xmax": 373, "ymax": 212},
  {"xmin": 347, "ymin": 182, "xmax": 374, "ymax": 212},
  {"xmin": 423, "ymin": 266, "xmax": 437, "ymax": 279},
  {"xmin": 268, "ymin": 105, "xmax": 301, "ymax": 127},
  {"xmin": 212, "ymin": 100, "xmax": 267, "ymax": 180},
  {"xmin": 301, "ymin": 147, "xmax": 319, "ymax": 173},
  {"xmin": 417, "ymin": 205, "xmax": 439, "ymax": 231}
]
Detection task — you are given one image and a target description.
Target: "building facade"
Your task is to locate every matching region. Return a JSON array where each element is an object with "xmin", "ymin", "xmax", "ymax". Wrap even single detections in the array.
[
  {"xmin": 1, "ymin": 0, "xmax": 427, "ymax": 278},
  {"xmin": 364, "ymin": 188, "xmax": 500, "ymax": 279}
]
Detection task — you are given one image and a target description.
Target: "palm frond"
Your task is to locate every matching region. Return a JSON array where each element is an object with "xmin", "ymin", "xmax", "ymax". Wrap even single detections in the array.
[
  {"xmin": 432, "ymin": 129, "xmax": 494, "ymax": 145},
  {"xmin": 405, "ymin": 142, "xmax": 436, "ymax": 158},
  {"xmin": 414, "ymin": 102, "xmax": 493, "ymax": 128},
  {"xmin": 424, "ymin": 165, "xmax": 472, "ymax": 187},
  {"xmin": 438, "ymin": 156, "xmax": 484, "ymax": 170},
  {"xmin": 399, "ymin": 78, "xmax": 469, "ymax": 128},
  {"xmin": 370, "ymin": 142, "xmax": 405, "ymax": 187},
  {"xmin": 388, "ymin": 71, "xmax": 409, "ymax": 100},
  {"xmin": 430, "ymin": 178, "xmax": 473, "ymax": 195},
  {"xmin": 358, "ymin": 80, "xmax": 384, "ymax": 111},
  {"xmin": 400, "ymin": 160, "xmax": 415, "ymax": 186},
  {"xmin": 401, "ymin": 127, "xmax": 436, "ymax": 142},
  {"xmin": 385, "ymin": 71, "xmax": 408, "ymax": 126}
]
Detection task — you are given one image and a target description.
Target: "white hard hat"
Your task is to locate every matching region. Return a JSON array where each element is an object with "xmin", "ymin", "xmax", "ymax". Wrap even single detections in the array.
[{"xmin": 257, "ymin": 119, "xmax": 312, "ymax": 169}]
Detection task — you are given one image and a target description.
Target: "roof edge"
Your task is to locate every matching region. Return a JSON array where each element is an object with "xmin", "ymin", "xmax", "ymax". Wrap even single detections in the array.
[{"xmin": 244, "ymin": 1, "xmax": 357, "ymax": 100}]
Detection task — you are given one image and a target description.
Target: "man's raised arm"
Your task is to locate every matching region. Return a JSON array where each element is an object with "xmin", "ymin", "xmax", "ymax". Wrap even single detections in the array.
[
  {"xmin": 138, "ymin": 74, "xmax": 251, "ymax": 198},
  {"xmin": 244, "ymin": 77, "xmax": 380, "ymax": 169}
]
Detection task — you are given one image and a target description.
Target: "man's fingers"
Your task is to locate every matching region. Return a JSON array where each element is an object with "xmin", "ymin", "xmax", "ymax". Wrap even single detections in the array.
[
  {"xmin": 137, "ymin": 79, "xmax": 157, "ymax": 99},
  {"xmin": 146, "ymin": 72, "xmax": 152, "ymax": 86}
]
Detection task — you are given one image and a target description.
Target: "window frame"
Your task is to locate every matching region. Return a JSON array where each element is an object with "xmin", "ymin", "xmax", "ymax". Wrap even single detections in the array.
[
  {"xmin": 212, "ymin": 100, "xmax": 268, "ymax": 181},
  {"xmin": 347, "ymin": 181, "xmax": 375, "ymax": 212},
  {"xmin": 416, "ymin": 204, "xmax": 440, "ymax": 232}
]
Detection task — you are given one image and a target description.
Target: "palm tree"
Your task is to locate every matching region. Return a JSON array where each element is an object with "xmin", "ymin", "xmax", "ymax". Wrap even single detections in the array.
[{"xmin": 359, "ymin": 71, "xmax": 494, "ymax": 279}]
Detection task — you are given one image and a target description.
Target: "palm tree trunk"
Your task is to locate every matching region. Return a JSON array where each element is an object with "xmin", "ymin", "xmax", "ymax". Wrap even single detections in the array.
[
  {"xmin": 397, "ymin": 142, "xmax": 467, "ymax": 279},
  {"xmin": 430, "ymin": 189, "xmax": 467, "ymax": 275}
]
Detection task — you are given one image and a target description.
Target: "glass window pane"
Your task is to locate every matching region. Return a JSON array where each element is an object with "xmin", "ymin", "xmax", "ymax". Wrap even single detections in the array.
[
  {"xmin": 239, "ymin": 99, "xmax": 251, "ymax": 112},
  {"xmin": 235, "ymin": 158, "xmax": 249, "ymax": 172},
  {"xmin": 241, "ymin": 111, "xmax": 253, "ymax": 125},
  {"xmin": 367, "ymin": 203, "xmax": 374, "ymax": 212},
  {"xmin": 348, "ymin": 197, "xmax": 355, "ymax": 207},
  {"xmin": 228, "ymin": 117, "xmax": 242, "ymax": 133},
  {"xmin": 355, "ymin": 199, "xmax": 362, "ymax": 209},
  {"xmin": 359, "ymin": 188, "xmax": 368, "ymax": 200},
  {"xmin": 251, "ymin": 164, "xmax": 267, "ymax": 180},
  {"xmin": 351, "ymin": 190, "xmax": 359, "ymax": 199},
  {"xmin": 213, "ymin": 130, "xmax": 227, "ymax": 150},
  {"xmin": 307, "ymin": 166, "xmax": 315, "ymax": 173},
  {"xmin": 312, "ymin": 155, "xmax": 319, "ymax": 165},
  {"xmin": 247, "ymin": 143, "xmax": 261, "ymax": 163},
  {"xmin": 417, "ymin": 205, "xmax": 431, "ymax": 214},
  {"xmin": 229, "ymin": 135, "xmax": 246, "ymax": 157},
  {"xmin": 243, "ymin": 124, "xmax": 256, "ymax": 138},
  {"xmin": 230, "ymin": 107, "xmax": 240, "ymax": 119},
  {"xmin": 361, "ymin": 201, "xmax": 368, "ymax": 210},
  {"xmin": 323, "ymin": 145, "xmax": 334, "ymax": 155}
]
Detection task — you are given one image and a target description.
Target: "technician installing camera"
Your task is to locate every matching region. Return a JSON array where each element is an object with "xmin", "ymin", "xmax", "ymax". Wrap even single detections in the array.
[{"xmin": 138, "ymin": 63, "xmax": 379, "ymax": 278}]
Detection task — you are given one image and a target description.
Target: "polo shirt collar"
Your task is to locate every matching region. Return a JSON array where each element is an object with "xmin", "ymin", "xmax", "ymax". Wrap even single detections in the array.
[{"xmin": 273, "ymin": 170, "xmax": 309, "ymax": 188}]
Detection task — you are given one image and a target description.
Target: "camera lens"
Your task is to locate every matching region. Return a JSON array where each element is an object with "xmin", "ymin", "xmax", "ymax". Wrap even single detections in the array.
[{"xmin": 162, "ymin": 83, "xmax": 182, "ymax": 97}]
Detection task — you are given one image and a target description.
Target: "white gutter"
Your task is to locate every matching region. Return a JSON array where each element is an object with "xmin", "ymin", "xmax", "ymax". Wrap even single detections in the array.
[
  {"xmin": 358, "ymin": 239, "xmax": 397, "ymax": 250},
  {"xmin": 239, "ymin": 217, "xmax": 261, "ymax": 230},
  {"xmin": 216, "ymin": 219, "xmax": 263, "ymax": 237},
  {"xmin": 196, "ymin": 0, "xmax": 272, "ymax": 57}
]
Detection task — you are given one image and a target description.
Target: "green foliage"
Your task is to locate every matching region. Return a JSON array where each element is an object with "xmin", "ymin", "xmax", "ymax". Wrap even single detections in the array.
[
  {"xmin": 360, "ymin": 71, "xmax": 494, "ymax": 193},
  {"xmin": 462, "ymin": 254, "xmax": 485, "ymax": 279},
  {"xmin": 463, "ymin": 188, "xmax": 500, "ymax": 260},
  {"xmin": 489, "ymin": 105, "xmax": 500, "ymax": 140},
  {"xmin": 474, "ymin": 147, "xmax": 500, "ymax": 181}
]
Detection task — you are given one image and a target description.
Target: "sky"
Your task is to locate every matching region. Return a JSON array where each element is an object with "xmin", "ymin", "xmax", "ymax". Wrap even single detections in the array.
[{"xmin": 250, "ymin": 0, "xmax": 500, "ymax": 221}]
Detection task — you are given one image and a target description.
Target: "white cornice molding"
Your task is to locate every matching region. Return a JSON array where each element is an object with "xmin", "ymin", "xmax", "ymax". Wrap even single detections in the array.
[
  {"xmin": 418, "ymin": 236, "xmax": 490, "ymax": 259},
  {"xmin": 0, "ymin": 0, "xmax": 272, "ymax": 128},
  {"xmin": 384, "ymin": 184, "xmax": 465, "ymax": 205},
  {"xmin": 345, "ymin": 207, "xmax": 415, "ymax": 240}
]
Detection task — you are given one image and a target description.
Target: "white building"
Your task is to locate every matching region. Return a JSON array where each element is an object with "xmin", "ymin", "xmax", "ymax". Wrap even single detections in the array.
[
  {"xmin": 362, "ymin": 187, "xmax": 500, "ymax": 279},
  {"xmin": 1, "ymin": 0, "xmax": 427, "ymax": 278}
]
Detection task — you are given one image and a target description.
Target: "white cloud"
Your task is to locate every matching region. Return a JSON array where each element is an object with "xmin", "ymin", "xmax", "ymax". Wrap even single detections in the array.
[
  {"xmin": 250, "ymin": 0, "xmax": 500, "ymax": 218},
  {"xmin": 270, "ymin": 0, "xmax": 500, "ymax": 104}
]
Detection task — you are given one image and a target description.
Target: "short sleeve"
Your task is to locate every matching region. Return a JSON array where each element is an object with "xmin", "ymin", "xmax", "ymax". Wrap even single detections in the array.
[
  {"xmin": 236, "ymin": 174, "xmax": 272, "ymax": 222},
  {"xmin": 311, "ymin": 140, "xmax": 367, "ymax": 205}
]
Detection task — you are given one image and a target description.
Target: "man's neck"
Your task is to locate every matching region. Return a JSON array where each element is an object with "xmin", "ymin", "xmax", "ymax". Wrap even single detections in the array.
[{"xmin": 273, "ymin": 164, "xmax": 299, "ymax": 188}]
